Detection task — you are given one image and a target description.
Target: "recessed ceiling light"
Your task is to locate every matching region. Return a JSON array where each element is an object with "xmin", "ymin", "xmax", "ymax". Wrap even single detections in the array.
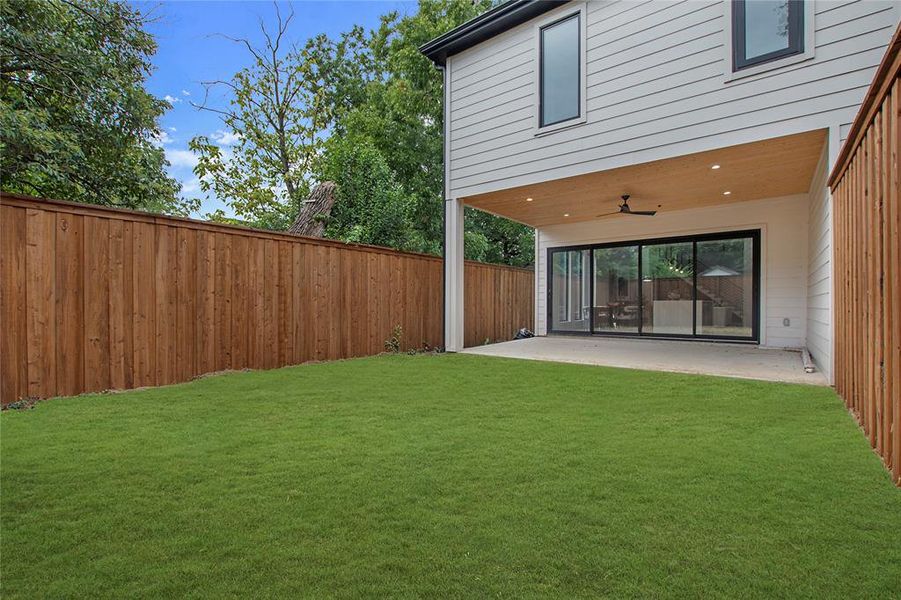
[
  {"xmin": 563, "ymin": 213, "xmax": 570, "ymax": 217},
  {"xmin": 711, "ymin": 164, "xmax": 721, "ymax": 170},
  {"xmin": 526, "ymin": 197, "xmax": 533, "ymax": 202},
  {"xmin": 723, "ymin": 191, "xmax": 731, "ymax": 195}
]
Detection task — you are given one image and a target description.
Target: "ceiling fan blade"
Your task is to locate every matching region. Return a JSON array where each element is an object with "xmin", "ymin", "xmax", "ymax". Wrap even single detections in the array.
[
  {"xmin": 594, "ymin": 210, "xmax": 622, "ymax": 218},
  {"xmin": 628, "ymin": 210, "xmax": 657, "ymax": 216}
]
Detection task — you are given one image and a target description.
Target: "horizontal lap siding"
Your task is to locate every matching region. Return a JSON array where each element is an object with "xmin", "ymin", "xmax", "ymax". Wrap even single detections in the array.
[
  {"xmin": 830, "ymin": 25, "xmax": 900, "ymax": 485},
  {"xmin": 448, "ymin": 0, "xmax": 899, "ymax": 198},
  {"xmin": 0, "ymin": 195, "xmax": 534, "ymax": 404},
  {"xmin": 807, "ymin": 147, "xmax": 833, "ymax": 378}
]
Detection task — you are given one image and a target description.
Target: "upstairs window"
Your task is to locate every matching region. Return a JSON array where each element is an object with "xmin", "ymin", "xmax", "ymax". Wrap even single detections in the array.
[
  {"xmin": 732, "ymin": 0, "xmax": 804, "ymax": 70},
  {"xmin": 539, "ymin": 13, "xmax": 581, "ymax": 128}
]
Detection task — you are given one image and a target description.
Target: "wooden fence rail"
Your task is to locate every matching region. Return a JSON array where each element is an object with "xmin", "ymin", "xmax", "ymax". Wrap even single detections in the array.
[
  {"xmin": 828, "ymin": 24, "xmax": 900, "ymax": 485},
  {"xmin": 0, "ymin": 194, "xmax": 534, "ymax": 404}
]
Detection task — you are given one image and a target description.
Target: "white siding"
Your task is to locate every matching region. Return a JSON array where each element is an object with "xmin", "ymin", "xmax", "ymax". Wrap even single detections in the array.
[
  {"xmin": 807, "ymin": 144, "xmax": 833, "ymax": 379},
  {"xmin": 535, "ymin": 194, "xmax": 811, "ymax": 349},
  {"xmin": 448, "ymin": 0, "xmax": 899, "ymax": 198}
]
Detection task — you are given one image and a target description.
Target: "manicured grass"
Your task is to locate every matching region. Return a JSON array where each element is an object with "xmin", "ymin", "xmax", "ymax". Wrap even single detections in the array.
[{"xmin": 2, "ymin": 354, "xmax": 899, "ymax": 598}]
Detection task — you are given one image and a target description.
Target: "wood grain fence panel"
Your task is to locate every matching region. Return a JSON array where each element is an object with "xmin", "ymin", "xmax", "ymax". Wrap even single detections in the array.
[
  {"xmin": 84, "ymin": 216, "xmax": 112, "ymax": 392},
  {"xmin": 196, "ymin": 230, "xmax": 216, "ymax": 376},
  {"xmin": 108, "ymin": 219, "xmax": 131, "ymax": 391},
  {"xmin": 55, "ymin": 212, "xmax": 83, "ymax": 397},
  {"xmin": 1, "ymin": 206, "xmax": 27, "ymax": 402},
  {"xmin": 229, "ymin": 235, "xmax": 247, "ymax": 370},
  {"xmin": 829, "ymin": 24, "xmax": 900, "ymax": 484},
  {"xmin": 122, "ymin": 222, "xmax": 136, "ymax": 390},
  {"xmin": 132, "ymin": 221, "xmax": 156, "ymax": 388},
  {"xmin": 214, "ymin": 232, "xmax": 232, "ymax": 372},
  {"xmin": 463, "ymin": 261, "xmax": 534, "ymax": 348},
  {"xmin": 0, "ymin": 193, "xmax": 533, "ymax": 404},
  {"xmin": 26, "ymin": 209, "xmax": 57, "ymax": 398},
  {"xmin": 156, "ymin": 225, "xmax": 178, "ymax": 385},
  {"xmin": 885, "ymin": 81, "xmax": 901, "ymax": 485},
  {"xmin": 175, "ymin": 227, "xmax": 195, "ymax": 382}
]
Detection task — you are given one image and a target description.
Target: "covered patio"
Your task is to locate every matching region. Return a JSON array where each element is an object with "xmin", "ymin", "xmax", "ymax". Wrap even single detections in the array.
[
  {"xmin": 461, "ymin": 336, "xmax": 827, "ymax": 385},
  {"xmin": 445, "ymin": 129, "xmax": 833, "ymax": 381}
]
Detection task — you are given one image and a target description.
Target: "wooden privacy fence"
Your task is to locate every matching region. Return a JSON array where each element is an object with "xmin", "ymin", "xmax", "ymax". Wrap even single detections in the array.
[
  {"xmin": 0, "ymin": 194, "xmax": 534, "ymax": 404},
  {"xmin": 828, "ymin": 24, "xmax": 900, "ymax": 485}
]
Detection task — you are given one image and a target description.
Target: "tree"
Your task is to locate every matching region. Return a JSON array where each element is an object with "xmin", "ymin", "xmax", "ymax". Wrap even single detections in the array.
[
  {"xmin": 307, "ymin": 0, "xmax": 535, "ymax": 264},
  {"xmin": 190, "ymin": 5, "xmax": 327, "ymax": 229},
  {"xmin": 320, "ymin": 136, "xmax": 416, "ymax": 250},
  {"xmin": 0, "ymin": 0, "xmax": 186, "ymax": 213},
  {"xmin": 190, "ymin": 0, "xmax": 535, "ymax": 265},
  {"xmin": 464, "ymin": 208, "xmax": 535, "ymax": 268}
]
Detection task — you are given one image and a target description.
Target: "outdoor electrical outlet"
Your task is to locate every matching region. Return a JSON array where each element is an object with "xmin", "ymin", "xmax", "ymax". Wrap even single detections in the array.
[{"xmin": 783, "ymin": 318, "xmax": 791, "ymax": 327}]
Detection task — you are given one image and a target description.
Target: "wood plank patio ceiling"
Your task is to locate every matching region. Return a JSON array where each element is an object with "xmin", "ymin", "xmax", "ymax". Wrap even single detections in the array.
[{"xmin": 462, "ymin": 129, "xmax": 828, "ymax": 228}]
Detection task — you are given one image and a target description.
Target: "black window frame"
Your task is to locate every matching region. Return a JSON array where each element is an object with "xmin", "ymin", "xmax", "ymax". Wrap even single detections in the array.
[
  {"xmin": 546, "ymin": 229, "xmax": 761, "ymax": 343},
  {"xmin": 538, "ymin": 11, "xmax": 582, "ymax": 129},
  {"xmin": 732, "ymin": 0, "xmax": 804, "ymax": 71}
]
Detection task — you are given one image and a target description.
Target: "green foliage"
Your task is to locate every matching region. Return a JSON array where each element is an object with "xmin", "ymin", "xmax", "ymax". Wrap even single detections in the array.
[
  {"xmin": 0, "ymin": 0, "xmax": 537, "ymax": 263},
  {"xmin": 0, "ymin": 0, "xmax": 188, "ymax": 214},
  {"xmin": 464, "ymin": 208, "xmax": 535, "ymax": 267},
  {"xmin": 190, "ymin": 7, "xmax": 326, "ymax": 228},
  {"xmin": 384, "ymin": 325, "xmax": 403, "ymax": 353},
  {"xmin": 303, "ymin": 0, "xmax": 534, "ymax": 264},
  {"xmin": 321, "ymin": 138, "xmax": 415, "ymax": 250}
]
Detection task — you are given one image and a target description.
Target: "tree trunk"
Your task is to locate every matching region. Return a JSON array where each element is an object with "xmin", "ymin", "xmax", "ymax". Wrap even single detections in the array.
[{"xmin": 288, "ymin": 181, "xmax": 337, "ymax": 238}]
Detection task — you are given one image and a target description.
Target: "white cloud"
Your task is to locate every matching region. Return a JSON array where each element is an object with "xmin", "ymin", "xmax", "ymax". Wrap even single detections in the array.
[
  {"xmin": 168, "ymin": 126, "xmax": 177, "ymax": 132},
  {"xmin": 212, "ymin": 129, "xmax": 241, "ymax": 146},
  {"xmin": 166, "ymin": 148, "xmax": 199, "ymax": 169},
  {"xmin": 163, "ymin": 94, "xmax": 182, "ymax": 104},
  {"xmin": 181, "ymin": 89, "xmax": 191, "ymax": 96},
  {"xmin": 149, "ymin": 129, "xmax": 174, "ymax": 147},
  {"xmin": 181, "ymin": 177, "xmax": 202, "ymax": 195}
]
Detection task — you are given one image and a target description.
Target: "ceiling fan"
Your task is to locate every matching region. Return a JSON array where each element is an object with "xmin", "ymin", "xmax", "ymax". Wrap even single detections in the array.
[{"xmin": 596, "ymin": 194, "xmax": 657, "ymax": 218}]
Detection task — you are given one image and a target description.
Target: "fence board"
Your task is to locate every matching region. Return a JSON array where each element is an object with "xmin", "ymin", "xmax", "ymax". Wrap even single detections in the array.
[
  {"xmin": 829, "ymin": 24, "xmax": 901, "ymax": 485},
  {"xmin": 55, "ymin": 212, "xmax": 83, "ymax": 397},
  {"xmin": 0, "ymin": 193, "xmax": 533, "ymax": 404}
]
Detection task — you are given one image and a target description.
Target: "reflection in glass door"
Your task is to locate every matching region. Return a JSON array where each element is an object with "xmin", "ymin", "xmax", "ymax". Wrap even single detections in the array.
[
  {"xmin": 641, "ymin": 242, "xmax": 694, "ymax": 335},
  {"xmin": 548, "ymin": 231, "xmax": 758, "ymax": 341},
  {"xmin": 593, "ymin": 246, "xmax": 639, "ymax": 333},
  {"xmin": 696, "ymin": 238, "xmax": 754, "ymax": 337},
  {"xmin": 551, "ymin": 249, "xmax": 591, "ymax": 332}
]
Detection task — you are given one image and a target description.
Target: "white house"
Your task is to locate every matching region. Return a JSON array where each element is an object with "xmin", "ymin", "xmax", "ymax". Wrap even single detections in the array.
[{"xmin": 422, "ymin": 0, "xmax": 901, "ymax": 382}]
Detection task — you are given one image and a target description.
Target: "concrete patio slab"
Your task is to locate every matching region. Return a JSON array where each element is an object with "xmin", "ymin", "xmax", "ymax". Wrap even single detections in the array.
[{"xmin": 461, "ymin": 336, "xmax": 828, "ymax": 386}]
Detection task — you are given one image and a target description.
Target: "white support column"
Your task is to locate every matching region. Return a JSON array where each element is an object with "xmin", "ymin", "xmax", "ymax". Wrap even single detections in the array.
[{"xmin": 445, "ymin": 197, "xmax": 465, "ymax": 352}]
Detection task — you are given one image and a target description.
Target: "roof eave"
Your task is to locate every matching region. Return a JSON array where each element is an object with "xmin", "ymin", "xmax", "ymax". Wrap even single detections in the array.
[{"xmin": 420, "ymin": 0, "xmax": 566, "ymax": 66}]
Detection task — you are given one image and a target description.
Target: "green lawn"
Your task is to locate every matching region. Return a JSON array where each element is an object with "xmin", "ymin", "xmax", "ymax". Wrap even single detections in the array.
[{"xmin": 2, "ymin": 354, "xmax": 899, "ymax": 598}]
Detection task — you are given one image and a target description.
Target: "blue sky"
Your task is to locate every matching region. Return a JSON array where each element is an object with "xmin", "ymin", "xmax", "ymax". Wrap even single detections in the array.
[{"xmin": 132, "ymin": 1, "xmax": 415, "ymax": 217}]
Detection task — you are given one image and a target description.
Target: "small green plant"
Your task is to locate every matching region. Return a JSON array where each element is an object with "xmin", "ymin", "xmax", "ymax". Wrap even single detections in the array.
[
  {"xmin": 5, "ymin": 397, "xmax": 38, "ymax": 410},
  {"xmin": 384, "ymin": 325, "xmax": 403, "ymax": 353}
]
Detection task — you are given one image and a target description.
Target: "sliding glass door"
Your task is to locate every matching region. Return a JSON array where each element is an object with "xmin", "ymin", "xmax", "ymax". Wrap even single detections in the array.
[
  {"xmin": 592, "ymin": 246, "xmax": 639, "ymax": 333},
  {"xmin": 641, "ymin": 241, "xmax": 694, "ymax": 335},
  {"xmin": 696, "ymin": 238, "xmax": 754, "ymax": 338},
  {"xmin": 550, "ymin": 249, "xmax": 591, "ymax": 332},
  {"xmin": 548, "ymin": 230, "xmax": 759, "ymax": 341}
]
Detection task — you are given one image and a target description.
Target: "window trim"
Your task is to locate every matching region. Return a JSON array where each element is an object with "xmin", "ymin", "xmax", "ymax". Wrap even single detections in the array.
[
  {"xmin": 546, "ymin": 229, "xmax": 761, "ymax": 343},
  {"xmin": 533, "ymin": 3, "xmax": 587, "ymax": 135},
  {"xmin": 733, "ymin": 0, "xmax": 804, "ymax": 70},
  {"xmin": 724, "ymin": 0, "xmax": 815, "ymax": 82}
]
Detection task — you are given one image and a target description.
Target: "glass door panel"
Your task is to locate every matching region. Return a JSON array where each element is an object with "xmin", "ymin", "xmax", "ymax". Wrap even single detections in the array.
[
  {"xmin": 641, "ymin": 242, "xmax": 694, "ymax": 335},
  {"xmin": 550, "ymin": 231, "xmax": 758, "ymax": 340},
  {"xmin": 696, "ymin": 238, "xmax": 754, "ymax": 337},
  {"xmin": 593, "ymin": 246, "xmax": 639, "ymax": 333},
  {"xmin": 550, "ymin": 249, "xmax": 591, "ymax": 332}
]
